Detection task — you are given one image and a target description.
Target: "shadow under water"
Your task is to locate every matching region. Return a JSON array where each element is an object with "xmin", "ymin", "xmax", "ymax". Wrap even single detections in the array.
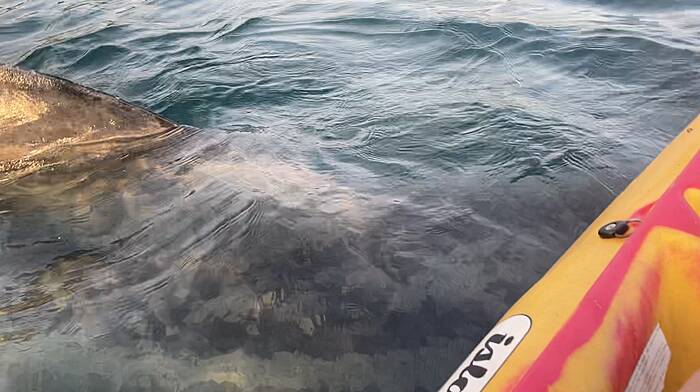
[{"xmin": 1, "ymin": 65, "xmax": 512, "ymax": 392}]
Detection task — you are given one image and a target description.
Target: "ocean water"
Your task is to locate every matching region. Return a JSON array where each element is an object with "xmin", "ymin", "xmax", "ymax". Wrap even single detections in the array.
[{"xmin": 1, "ymin": 0, "xmax": 699, "ymax": 391}]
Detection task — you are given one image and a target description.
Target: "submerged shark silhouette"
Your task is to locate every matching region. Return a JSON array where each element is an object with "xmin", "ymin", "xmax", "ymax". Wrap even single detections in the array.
[{"xmin": 0, "ymin": 65, "xmax": 468, "ymax": 392}]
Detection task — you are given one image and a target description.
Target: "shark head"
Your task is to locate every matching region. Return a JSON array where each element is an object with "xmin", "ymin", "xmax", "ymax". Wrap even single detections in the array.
[{"xmin": 0, "ymin": 65, "xmax": 177, "ymax": 183}]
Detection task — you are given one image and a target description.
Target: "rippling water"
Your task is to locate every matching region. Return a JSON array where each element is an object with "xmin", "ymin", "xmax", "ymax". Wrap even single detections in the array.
[{"xmin": 1, "ymin": 0, "xmax": 700, "ymax": 391}]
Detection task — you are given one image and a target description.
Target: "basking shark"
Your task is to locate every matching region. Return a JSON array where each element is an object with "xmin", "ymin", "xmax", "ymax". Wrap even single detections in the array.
[{"xmin": 0, "ymin": 65, "xmax": 481, "ymax": 391}]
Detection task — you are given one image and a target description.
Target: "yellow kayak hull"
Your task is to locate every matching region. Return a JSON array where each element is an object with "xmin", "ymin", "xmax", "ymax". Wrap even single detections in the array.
[{"xmin": 441, "ymin": 113, "xmax": 700, "ymax": 392}]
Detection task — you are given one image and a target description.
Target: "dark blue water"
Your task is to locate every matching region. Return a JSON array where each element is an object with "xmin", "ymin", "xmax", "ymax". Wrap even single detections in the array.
[{"xmin": 1, "ymin": 0, "xmax": 699, "ymax": 391}]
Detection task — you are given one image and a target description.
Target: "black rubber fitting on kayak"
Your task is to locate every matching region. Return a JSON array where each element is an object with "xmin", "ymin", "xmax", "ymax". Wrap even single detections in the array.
[{"xmin": 598, "ymin": 219, "xmax": 640, "ymax": 239}]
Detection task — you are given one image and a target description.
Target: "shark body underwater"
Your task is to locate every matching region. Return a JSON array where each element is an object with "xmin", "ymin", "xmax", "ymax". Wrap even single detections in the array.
[{"xmin": 0, "ymin": 65, "xmax": 491, "ymax": 391}]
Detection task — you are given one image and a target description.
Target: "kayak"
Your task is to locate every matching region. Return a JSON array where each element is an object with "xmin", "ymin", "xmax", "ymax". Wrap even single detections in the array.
[{"xmin": 440, "ymin": 113, "xmax": 700, "ymax": 392}]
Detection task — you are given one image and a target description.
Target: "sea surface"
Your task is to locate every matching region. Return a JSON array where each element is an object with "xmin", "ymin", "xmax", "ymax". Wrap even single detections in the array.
[{"xmin": 1, "ymin": 0, "xmax": 700, "ymax": 391}]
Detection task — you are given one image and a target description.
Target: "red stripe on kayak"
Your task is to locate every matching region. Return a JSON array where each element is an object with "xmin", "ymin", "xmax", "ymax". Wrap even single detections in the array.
[
  {"xmin": 513, "ymin": 151, "xmax": 700, "ymax": 391},
  {"xmin": 611, "ymin": 267, "xmax": 660, "ymax": 392}
]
